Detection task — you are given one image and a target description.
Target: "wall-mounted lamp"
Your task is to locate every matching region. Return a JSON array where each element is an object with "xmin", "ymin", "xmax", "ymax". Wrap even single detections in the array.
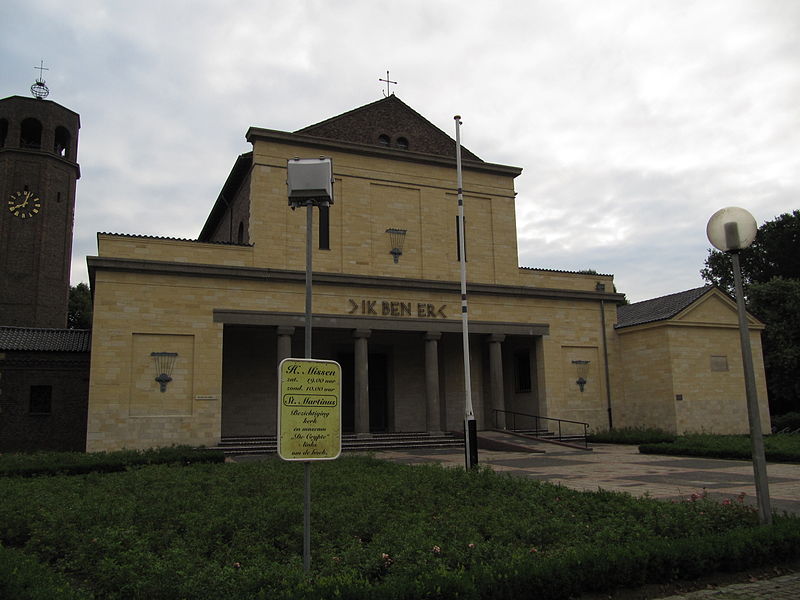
[
  {"xmin": 151, "ymin": 352, "xmax": 178, "ymax": 392},
  {"xmin": 572, "ymin": 359, "xmax": 590, "ymax": 392},
  {"xmin": 385, "ymin": 228, "xmax": 407, "ymax": 263}
]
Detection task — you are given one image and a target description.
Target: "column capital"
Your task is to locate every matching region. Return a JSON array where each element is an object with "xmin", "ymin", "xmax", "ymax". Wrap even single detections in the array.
[
  {"xmin": 353, "ymin": 329, "xmax": 372, "ymax": 339},
  {"xmin": 424, "ymin": 331, "xmax": 442, "ymax": 342},
  {"xmin": 487, "ymin": 333, "xmax": 506, "ymax": 344},
  {"xmin": 276, "ymin": 326, "xmax": 296, "ymax": 336}
]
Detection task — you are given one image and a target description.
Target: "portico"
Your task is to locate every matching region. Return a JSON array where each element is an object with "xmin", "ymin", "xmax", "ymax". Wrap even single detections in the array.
[{"xmin": 214, "ymin": 306, "xmax": 549, "ymax": 437}]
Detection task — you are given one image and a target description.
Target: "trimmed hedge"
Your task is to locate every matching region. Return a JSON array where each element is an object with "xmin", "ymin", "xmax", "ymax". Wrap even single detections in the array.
[
  {"xmin": 0, "ymin": 545, "xmax": 90, "ymax": 600},
  {"xmin": 2, "ymin": 455, "xmax": 799, "ymax": 599},
  {"xmin": 5, "ymin": 512, "xmax": 800, "ymax": 599},
  {"xmin": 0, "ymin": 446, "xmax": 225, "ymax": 478},
  {"xmin": 639, "ymin": 433, "xmax": 800, "ymax": 463},
  {"xmin": 588, "ymin": 427, "xmax": 677, "ymax": 445}
]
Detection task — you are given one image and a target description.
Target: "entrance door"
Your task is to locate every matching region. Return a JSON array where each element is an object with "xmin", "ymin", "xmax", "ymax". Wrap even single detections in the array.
[{"xmin": 337, "ymin": 353, "xmax": 388, "ymax": 433}]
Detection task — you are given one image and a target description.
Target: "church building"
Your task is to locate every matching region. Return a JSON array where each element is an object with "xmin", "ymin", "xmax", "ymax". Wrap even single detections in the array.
[
  {"xmin": 85, "ymin": 96, "xmax": 626, "ymax": 451},
  {"xmin": 83, "ymin": 95, "xmax": 771, "ymax": 452}
]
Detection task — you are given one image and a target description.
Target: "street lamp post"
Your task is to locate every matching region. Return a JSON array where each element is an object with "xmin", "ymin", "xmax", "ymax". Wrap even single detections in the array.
[
  {"xmin": 286, "ymin": 157, "xmax": 335, "ymax": 571},
  {"xmin": 706, "ymin": 207, "xmax": 772, "ymax": 525}
]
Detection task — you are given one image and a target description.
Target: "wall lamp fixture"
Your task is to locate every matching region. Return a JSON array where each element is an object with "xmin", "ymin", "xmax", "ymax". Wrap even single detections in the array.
[
  {"xmin": 572, "ymin": 359, "xmax": 590, "ymax": 392},
  {"xmin": 385, "ymin": 228, "xmax": 407, "ymax": 263},
  {"xmin": 151, "ymin": 352, "xmax": 178, "ymax": 392}
]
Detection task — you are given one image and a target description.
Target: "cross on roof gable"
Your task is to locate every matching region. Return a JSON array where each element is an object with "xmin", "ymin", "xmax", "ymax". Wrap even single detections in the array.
[{"xmin": 295, "ymin": 95, "xmax": 482, "ymax": 161}]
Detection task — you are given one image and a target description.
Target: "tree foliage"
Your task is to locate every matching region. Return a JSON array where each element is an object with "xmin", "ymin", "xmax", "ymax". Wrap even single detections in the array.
[
  {"xmin": 701, "ymin": 210, "xmax": 800, "ymax": 415},
  {"xmin": 748, "ymin": 278, "xmax": 800, "ymax": 415},
  {"xmin": 67, "ymin": 283, "xmax": 92, "ymax": 329}
]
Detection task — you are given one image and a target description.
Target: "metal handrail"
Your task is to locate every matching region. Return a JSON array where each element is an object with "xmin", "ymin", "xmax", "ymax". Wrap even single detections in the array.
[{"xmin": 492, "ymin": 409, "xmax": 589, "ymax": 449}]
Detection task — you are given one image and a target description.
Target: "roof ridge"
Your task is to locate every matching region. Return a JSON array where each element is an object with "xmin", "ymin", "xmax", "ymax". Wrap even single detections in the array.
[
  {"xmin": 295, "ymin": 95, "xmax": 399, "ymax": 133},
  {"xmin": 293, "ymin": 94, "xmax": 482, "ymax": 161},
  {"xmin": 629, "ymin": 285, "xmax": 712, "ymax": 306},
  {"xmin": 98, "ymin": 232, "xmax": 250, "ymax": 246},
  {"xmin": 0, "ymin": 325, "xmax": 90, "ymax": 332},
  {"xmin": 520, "ymin": 265, "xmax": 614, "ymax": 277}
]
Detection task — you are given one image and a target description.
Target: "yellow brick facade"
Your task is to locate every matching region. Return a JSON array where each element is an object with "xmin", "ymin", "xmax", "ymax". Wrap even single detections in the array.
[{"xmin": 85, "ymin": 97, "xmax": 766, "ymax": 451}]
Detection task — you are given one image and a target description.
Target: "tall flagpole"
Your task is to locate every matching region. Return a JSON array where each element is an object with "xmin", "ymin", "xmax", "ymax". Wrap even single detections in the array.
[{"xmin": 455, "ymin": 115, "xmax": 478, "ymax": 469}]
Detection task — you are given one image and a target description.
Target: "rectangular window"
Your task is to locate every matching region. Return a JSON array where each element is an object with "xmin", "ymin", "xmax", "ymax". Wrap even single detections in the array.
[
  {"xmin": 514, "ymin": 350, "xmax": 532, "ymax": 393},
  {"xmin": 318, "ymin": 204, "xmax": 330, "ymax": 250},
  {"xmin": 710, "ymin": 356, "xmax": 729, "ymax": 372},
  {"xmin": 455, "ymin": 215, "xmax": 467, "ymax": 261},
  {"xmin": 29, "ymin": 385, "xmax": 52, "ymax": 414}
]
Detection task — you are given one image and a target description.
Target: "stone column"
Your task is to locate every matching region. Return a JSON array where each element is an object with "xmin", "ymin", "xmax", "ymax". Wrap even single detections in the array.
[
  {"xmin": 488, "ymin": 334, "xmax": 506, "ymax": 428},
  {"xmin": 424, "ymin": 332, "xmax": 442, "ymax": 434},
  {"xmin": 353, "ymin": 329, "xmax": 371, "ymax": 436},
  {"xmin": 276, "ymin": 326, "xmax": 295, "ymax": 362}
]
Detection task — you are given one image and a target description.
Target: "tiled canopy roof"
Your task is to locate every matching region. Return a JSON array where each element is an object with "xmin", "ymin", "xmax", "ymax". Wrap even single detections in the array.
[
  {"xmin": 616, "ymin": 286, "xmax": 714, "ymax": 329},
  {"xmin": 0, "ymin": 326, "xmax": 91, "ymax": 352}
]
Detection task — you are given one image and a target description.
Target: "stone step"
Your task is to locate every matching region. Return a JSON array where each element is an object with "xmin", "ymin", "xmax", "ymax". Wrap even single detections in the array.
[{"xmin": 217, "ymin": 432, "xmax": 463, "ymax": 455}]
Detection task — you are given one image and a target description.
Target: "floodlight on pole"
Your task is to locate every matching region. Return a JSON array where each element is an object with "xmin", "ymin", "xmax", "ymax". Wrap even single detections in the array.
[
  {"xmin": 286, "ymin": 157, "xmax": 335, "ymax": 573},
  {"xmin": 706, "ymin": 206, "xmax": 771, "ymax": 525}
]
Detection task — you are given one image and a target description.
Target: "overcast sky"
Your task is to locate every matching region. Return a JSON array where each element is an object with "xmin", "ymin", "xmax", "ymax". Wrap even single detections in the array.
[{"xmin": 3, "ymin": 0, "xmax": 798, "ymax": 302}]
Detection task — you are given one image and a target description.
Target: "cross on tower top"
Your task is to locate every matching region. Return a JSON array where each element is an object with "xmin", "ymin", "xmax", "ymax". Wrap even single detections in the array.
[
  {"xmin": 34, "ymin": 60, "xmax": 49, "ymax": 83},
  {"xmin": 30, "ymin": 60, "xmax": 50, "ymax": 99},
  {"xmin": 379, "ymin": 70, "xmax": 397, "ymax": 97}
]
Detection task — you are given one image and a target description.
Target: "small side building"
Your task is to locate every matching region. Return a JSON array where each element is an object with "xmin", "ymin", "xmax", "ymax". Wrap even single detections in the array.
[
  {"xmin": 0, "ymin": 326, "xmax": 90, "ymax": 451},
  {"xmin": 615, "ymin": 286, "xmax": 770, "ymax": 434}
]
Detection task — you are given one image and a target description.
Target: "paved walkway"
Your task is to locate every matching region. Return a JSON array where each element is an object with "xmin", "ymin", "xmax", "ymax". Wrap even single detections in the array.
[
  {"xmin": 368, "ymin": 440, "xmax": 800, "ymax": 599},
  {"xmin": 655, "ymin": 572, "xmax": 800, "ymax": 599},
  {"xmin": 374, "ymin": 440, "xmax": 800, "ymax": 515}
]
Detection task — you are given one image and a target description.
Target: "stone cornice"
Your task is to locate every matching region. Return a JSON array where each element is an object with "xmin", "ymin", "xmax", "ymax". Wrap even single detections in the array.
[{"xmin": 87, "ymin": 256, "xmax": 625, "ymax": 303}]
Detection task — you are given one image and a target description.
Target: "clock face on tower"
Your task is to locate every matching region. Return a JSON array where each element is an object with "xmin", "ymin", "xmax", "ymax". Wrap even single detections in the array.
[{"xmin": 7, "ymin": 190, "xmax": 42, "ymax": 219}]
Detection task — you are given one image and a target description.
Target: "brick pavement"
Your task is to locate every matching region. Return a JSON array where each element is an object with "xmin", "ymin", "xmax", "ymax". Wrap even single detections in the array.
[{"xmin": 655, "ymin": 572, "xmax": 800, "ymax": 599}]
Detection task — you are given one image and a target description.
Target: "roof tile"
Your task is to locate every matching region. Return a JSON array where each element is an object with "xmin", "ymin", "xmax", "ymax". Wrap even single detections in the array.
[
  {"xmin": 616, "ymin": 286, "xmax": 714, "ymax": 328},
  {"xmin": 0, "ymin": 327, "xmax": 91, "ymax": 352}
]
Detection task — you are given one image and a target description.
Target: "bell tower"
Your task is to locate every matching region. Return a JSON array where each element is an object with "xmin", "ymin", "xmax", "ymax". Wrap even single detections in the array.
[{"xmin": 0, "ymin": 68, "xmax": 80, "ymax": 327}]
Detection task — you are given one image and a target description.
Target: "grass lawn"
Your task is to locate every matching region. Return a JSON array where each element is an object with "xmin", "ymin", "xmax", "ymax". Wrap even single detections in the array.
[{"xmin": 2, "ymin": 454, "xmax": 800, "ymax": 599}]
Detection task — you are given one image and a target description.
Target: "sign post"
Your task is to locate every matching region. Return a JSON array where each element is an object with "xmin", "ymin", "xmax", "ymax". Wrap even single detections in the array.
[
  {"xmin": 278, "ymin": 358, "xmax": 341, "ymax": 573},
  {"xmin": 285, "ymin": 157, "xmax": 336, "ymax": 572},
  {"xmin": 278, "ymin": 358, "xmax": 342, "ymax": 461}
]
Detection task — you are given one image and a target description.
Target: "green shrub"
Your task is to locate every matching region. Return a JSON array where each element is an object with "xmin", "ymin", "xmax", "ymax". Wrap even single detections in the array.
[
  {"xmin": 2, "ymin": 455, "xmax": 798, "ymax": 599},
  {"xmin": 0, "ymin": 545, "xmax": 90, "ymax": 600},
  {"xmin": 0, "ymin": 446, "xmax": 225, "ymax": 478},
  {"xmin": 640, "ymin": 433, "xmax": 800, "ymax": 463},
  {"xmin": 772, "ymin": 412, "xmax": 800, "ymax": 432},
  {"xmin": 588, "ymin": 427, "xmax": 677, "ymax": 445}
]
